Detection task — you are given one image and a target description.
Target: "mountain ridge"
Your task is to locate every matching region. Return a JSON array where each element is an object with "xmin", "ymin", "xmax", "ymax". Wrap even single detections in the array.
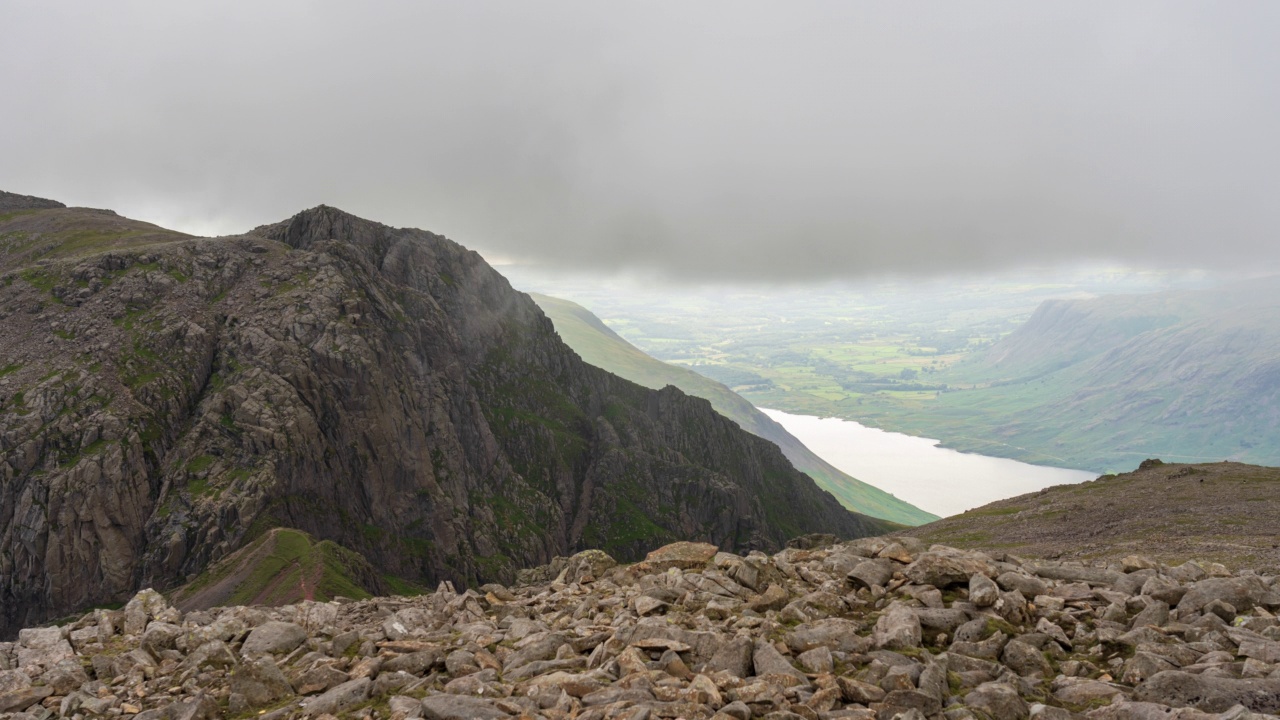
[{"xmin": 0, "ymin": 191, "xmax": 890, "ymax": 637}]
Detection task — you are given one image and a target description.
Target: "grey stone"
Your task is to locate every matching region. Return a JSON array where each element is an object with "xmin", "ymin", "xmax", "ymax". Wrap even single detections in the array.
[
  {"xmin": 880, "ymin": 689, "xmax": 942, "ymax": 718},
  {"xmin": 141, "ymin": 621, "xmax": 183, "ymax": 657},
  {"xmin": 969, "ymin": 573, "xmax": 1000, "ymax": 607},
  {"xmin": 1134, "ymin": 671, "xmax": 1280, "ymax": 713},
  {"xmin": 705, "ymin": 635, "xmax": 754, "ymax": 678},
  {"xmin": 1002, "ymin": 639, "xmax": 1052, "ymax": 678},
  {"xmin": 905, "ymin": 551, "xmax": 996, "ymax": 588},
  {"xmin": 229, "ymin": 656, "xmax": 294, "ymax": 713},
  {"xmin": 301, "ymin": 677, "xmax": 371, "ymax": 716},
  {"xmin": 848, "ymin": 559, "xmax": 896, "ymax": 589},
  {"xmin": 1051, "ymin": 677, "xmax": 1124, "ymax": 706},
  {"xmin": 242, "ymin": 621, "xmax": 307, "ymax": 656},
  {"xmin": 1177, "ymin": 577, "xmax": 1269, "ymax": 616},
  {"xmin": 163, "ymin": 694, "xmax": 221, "ymax": 720},
  {"xmin": 0, "ymin": 685, "xmax": 51, "ymax": 714},
  {"xmin": 1029, "ymin": 564, "xmax": 1123, "ymax": 587},
  {"xmin": 752, "ymin": 638, "xmax": 807, "ymax": 680},
  {"xmin": 1129, "ymin": 600, "xmax": 1170, "ymax": 629},
  {"xmin": 293, "ymin": 663, "xmax": 351, "ymax": 695},
  {"xmin": 874, "ymin": 603, "xmax": 922, "ymax": 650},
  {"xmin": 420, "ymin": 694, "xmax": 512, "ymax": 718},
  {"xmin": 965, "ymin": 681, "xmax": 1030, "ymax": 720},
  {"xmin": 796, "ymin": 645, "xmax": 833, "ymax": 674},
  {"xmin": 785, "ymin": 618, "xmax": 872, "ymax": 654},
  {"xmin": 997, "ymin": 572, "xmax": 1048, "ymax": 598},
  {"xmin": 504, "ymin": 632, "xmax": 569, "ymax": 671},
  {"xmin": 382, "ymin": 648, "xmax": 444, "ymax": 674}
]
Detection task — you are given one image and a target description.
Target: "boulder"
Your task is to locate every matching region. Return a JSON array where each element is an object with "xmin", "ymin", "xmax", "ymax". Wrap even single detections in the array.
[
  {"xmin": 643, "ymin": 542, "xmax": 720, "ymax": 572},
  {"xmin": 874, "ymin": 603, "xmax": 922, "ymax": 650},
  {"xmin": 301, "ymin": 677, "xmax": 371, "ymax": 717},
  {"xmin": 752, "ymin": 638, "xmax": 807, "ymax": 680},
  {"xmin": 15, "ymin": 627, "xmax": 73, "ymax": 668},
  {"xmin": 562, "ymin": 549, "xmax": 617, "ymax": 583},
  {"xmin": 969, "ymin": 573, "xmax": 1000, "ymax": 607},
  {"xmin": 241, "ymin": 621, "xmax": 307, "ymax": 656},
  {"xmin": 965, "ymin": 681, "xmax": 1030, "ymax": 719},
  {"xmin": 704, "ymin": 636, "xmax": 754, "ymax": 678},
  {"xmin": 229, "ymin": 656, "xmax": 294, "ymax": 713},
  {"xmin": 905, "ymin": 550, "xmax": 995, "ymax": 588},
  {"xmin": 785, "ymin": 618, "xmax": 872, "ymax": 654},
  {"xmin": 1002, "ymin": 639, "xmax": 1053, "ymax": 678},
  {"xmin": 1134, "ymin": 671, "xmax": 1280, "ymax": 713},
  {"xmin": 847, "ymin": 559, "xmax": 896, "ymax": 590},
  {"xmin": 420, "ymin": 694, "xmax": 512, "ymax": 719},
  {"xmin": 748, "ymin": 584, "xmax": 790, "ymax": 613},
  {"xmin": 1176, "ymin": 577, "xmax": 1269, "ymax": 616}
]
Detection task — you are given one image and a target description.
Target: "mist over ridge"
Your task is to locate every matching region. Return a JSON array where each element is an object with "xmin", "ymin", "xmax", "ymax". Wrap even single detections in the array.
[{"xmin": 4, "ymin": 2, "xmax": 1280, "ymax": 281}]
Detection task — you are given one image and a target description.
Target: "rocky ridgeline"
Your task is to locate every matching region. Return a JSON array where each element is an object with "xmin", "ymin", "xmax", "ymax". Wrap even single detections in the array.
[{"xmin": 3, "ymin": 537, "xmax": 1280, "ymax": 720}]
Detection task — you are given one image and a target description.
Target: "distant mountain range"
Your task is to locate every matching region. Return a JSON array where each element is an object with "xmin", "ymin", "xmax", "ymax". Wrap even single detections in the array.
[
  {"xmin": 530, "ymin": 293, "xmax": 936, "ymax": 526},
  {"xmin": 0, "ymin": 190, "xmax": 890, "ymax": 636},
  {"xmin": 860, "ymin": 276, "xmax": 1280, "ymax": 472}
]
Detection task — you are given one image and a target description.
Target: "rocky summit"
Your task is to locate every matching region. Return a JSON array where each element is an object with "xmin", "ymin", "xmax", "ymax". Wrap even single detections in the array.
[{"xmin": 2, "ymin": 537, "xmax": 1280, "ymax": 719}]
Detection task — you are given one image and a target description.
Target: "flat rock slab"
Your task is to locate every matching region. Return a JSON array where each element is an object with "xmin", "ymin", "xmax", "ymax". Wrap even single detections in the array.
[
  {"xmin": 1134, "ymin": 671, "xmax": 1280, "ymax": 714},
  {"xmin": 642, "ymin": 542, "xmax": 720, "ymax": 572},
  {"xmin": 241, "ymin": 621, "xmax": 307, "ymax": 656},
  {"xmin": 420, "ymin": 694, "xmax": 512, "ymax": 719}
]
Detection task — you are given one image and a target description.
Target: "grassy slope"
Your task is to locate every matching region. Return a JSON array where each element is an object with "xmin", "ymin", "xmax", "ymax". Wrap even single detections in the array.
[
  {"xmin": 169, "ymin": 528, "xmax": 414, "ymax": 611},
  {"xmin": 530, "ymin": 293, "xmax": 937, "ymax": 525},
  {"xmin": 902, "ymin": 460, "xmax": 1280, "ymax": 573},
  {"xmin": 0, "ymin": 206, "xmax": 189, "ymax": 274},
  {"xmin": 850, "ymin": 278, "xmax": 1280, "ymax": 473}
]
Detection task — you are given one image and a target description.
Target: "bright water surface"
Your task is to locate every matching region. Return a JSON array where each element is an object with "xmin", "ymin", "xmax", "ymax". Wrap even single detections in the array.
[{"xmin": 761, "ymin": 408, "xmax": 1098, "ymax": 518}]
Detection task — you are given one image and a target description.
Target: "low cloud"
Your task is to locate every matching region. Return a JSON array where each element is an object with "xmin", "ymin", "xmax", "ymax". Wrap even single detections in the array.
[{"xmin": 3, "ymin": 2, "xmax": 1278, "ymax": 280}]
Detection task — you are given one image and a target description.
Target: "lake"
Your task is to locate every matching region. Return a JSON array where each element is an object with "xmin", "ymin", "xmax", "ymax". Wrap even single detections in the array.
[{"xmin": 761, "ymin": 408, "xmax": 1098, "ymax": 517}]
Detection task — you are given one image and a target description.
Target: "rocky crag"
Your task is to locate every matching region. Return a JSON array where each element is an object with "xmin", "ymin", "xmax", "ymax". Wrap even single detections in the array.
[
  {"xmin": 0, "ymin": 191, "xmax": 891, "ymax": 637},
  {"xmin": 3, "ymin": 537, "xmax": 1280, "ymax": 719}
]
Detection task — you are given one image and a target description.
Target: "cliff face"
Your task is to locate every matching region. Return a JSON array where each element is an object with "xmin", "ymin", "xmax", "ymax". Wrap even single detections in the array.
[{"xmin": 0, "ymin": 195, "xmax": 889, "ymax": 636}]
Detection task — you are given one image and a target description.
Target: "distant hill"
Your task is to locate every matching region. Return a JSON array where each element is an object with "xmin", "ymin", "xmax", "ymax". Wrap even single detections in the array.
[
  {"xmin": 530, "ymin": 293, "xmax": 937, "ymax": 526},
  {"xmin": 859, "ymin": 276, "xmax": 1280, "ymax": 472},
  {"xmin": 902, "ymin": 459, "xmax": 1280, "ymax": 573}
]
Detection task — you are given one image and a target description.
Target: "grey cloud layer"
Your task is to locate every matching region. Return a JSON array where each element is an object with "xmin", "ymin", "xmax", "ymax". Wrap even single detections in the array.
[{"xmin": 3, "ymin": 1, "xmax": 1278, "ymax": 280}]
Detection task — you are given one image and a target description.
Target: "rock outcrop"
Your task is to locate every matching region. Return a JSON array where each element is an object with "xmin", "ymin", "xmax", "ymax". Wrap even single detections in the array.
[
  {"xmin": 0, "ymin": 198, "xmax": 891, "ymax": 636},
  {"xmin": 2, "ymin": 538, "xmax": 1279, "ymax": 719}
]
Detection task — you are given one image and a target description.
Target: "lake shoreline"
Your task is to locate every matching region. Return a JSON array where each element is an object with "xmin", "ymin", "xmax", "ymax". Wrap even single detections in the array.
[{"xmin": 761, "ymin": 408, "xmax": 1098, "ymax": 517}]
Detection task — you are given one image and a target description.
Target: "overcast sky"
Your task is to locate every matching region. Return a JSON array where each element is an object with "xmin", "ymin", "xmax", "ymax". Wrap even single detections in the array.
[{"xmin": 3, "ymin": 2, "xmax": 1278, "ymax": 281}]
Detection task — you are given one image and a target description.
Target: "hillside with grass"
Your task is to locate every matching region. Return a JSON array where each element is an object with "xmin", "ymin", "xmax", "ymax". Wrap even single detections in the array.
[
  {"xmin": 902, "ymin": 459, "xmax": 1280, "ymax": 573},
  {"xmin": 170, "ymin": 528, "xmax": 397, "ymax": 610},
  {"xmin": 853, "ymin": 277, "xmax": 1280, "ymax": 472},
  {"xmin": 530, "ymin": 293, "xmax": 937, "ymax": 526}
]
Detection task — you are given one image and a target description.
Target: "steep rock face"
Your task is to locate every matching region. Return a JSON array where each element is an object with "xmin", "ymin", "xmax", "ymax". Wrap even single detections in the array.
[{"xmin": 0, "ymin": 200, "xmax": 888, "ymax": 636}]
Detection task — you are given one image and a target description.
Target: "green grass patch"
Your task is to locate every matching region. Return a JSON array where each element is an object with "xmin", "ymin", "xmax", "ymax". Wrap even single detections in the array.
[
  {"xmin": 185, "ymin": 454, "xmax": 215, "ymax": 473},
  {"xmin": 20, "ymin": 268, "xmax": 59, "ymax": 297},
  {"xmin": 382, "ymin": 574, "xmax": 427, "ymax": 597},
  {"xmin": 183, "ymin": 528, "xmax": 378, "ymax": 607}
]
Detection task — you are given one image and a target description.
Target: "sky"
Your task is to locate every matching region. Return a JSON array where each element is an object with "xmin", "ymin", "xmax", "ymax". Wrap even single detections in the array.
[{"xmin": 3, "ymin": 2, "xmax": 1279, "ymax": 282}]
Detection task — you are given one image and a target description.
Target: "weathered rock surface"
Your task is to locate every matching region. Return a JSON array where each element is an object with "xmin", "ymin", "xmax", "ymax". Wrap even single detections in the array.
[
  {"xmin": 1, "ymin": 539, "xmax": 1278, "ymax": 719},
  {"xmin": 0, "ymin": 199, "xmax": 892, "ymax": 636}
]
